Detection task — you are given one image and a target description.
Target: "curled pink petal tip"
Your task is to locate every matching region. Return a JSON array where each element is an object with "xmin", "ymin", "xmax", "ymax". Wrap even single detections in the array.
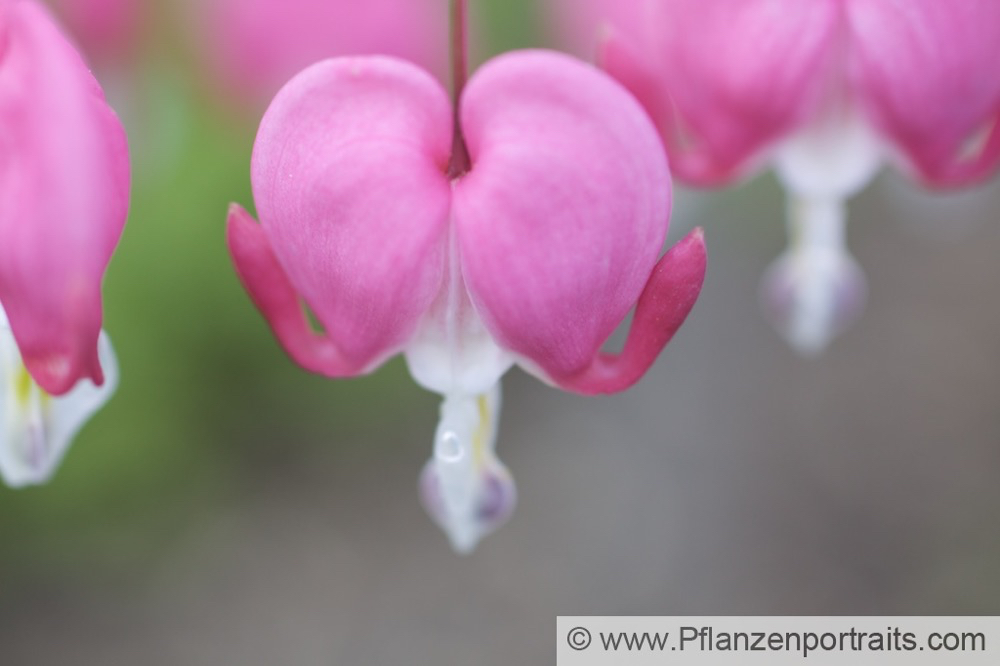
[
  {"xmin": 226, "ymin": 204, "xmax": 373, "ymax": 378},
  {"xmin": 553, "ymin": 227, "xmax": 707, "ymax": 395},
  {"xmin": 22, "ymin": 350, "xmax": 103, "ymax": 395}
]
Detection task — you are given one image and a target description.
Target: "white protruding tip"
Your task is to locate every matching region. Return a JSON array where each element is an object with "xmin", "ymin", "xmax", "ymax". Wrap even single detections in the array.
[
  {"xmin": 419, "ymin": 385, "xmax": 516, "ymax": 554},
  {"xmin": 761, "ymin": 247, "xmax": 867, "ymax": 356},
  {"xmin": 0, "ymin": 327, "xmax": 118, "ymax": 488}
]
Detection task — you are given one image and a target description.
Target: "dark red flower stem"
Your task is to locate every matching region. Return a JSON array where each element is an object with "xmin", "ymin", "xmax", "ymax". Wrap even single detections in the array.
[{"xmin": 447, "ymin": 0, "xmax": 472, "ymax": 178}]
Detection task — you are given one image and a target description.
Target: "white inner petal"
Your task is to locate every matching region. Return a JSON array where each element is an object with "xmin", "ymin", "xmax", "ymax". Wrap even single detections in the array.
[
  {"xmin": 760, "ymin": 196, "xmax": 867, "ymax": 355},
  {"xmin": 774, "ymin": 100, "xmax": 883, "ymax": 200},
  {"xmin": 404, "ymin": 222, "xmax": 513, "ymax": 396},
  {"xmin": 419, "ymin": 383, "xmax": 516, "ymax": 554},
  {"xmin": 0, "ymin": 319, "xmax": 117, "ymax": 488},
  {"xmin": 405, "ymin": 299, "xmax": 513, "ymax": 396},
  {"xmin": 404, "ymin": 217, "xmax": 517, "ymax": 552},
  {"xmin": 762, "ymin": 99, "xmax": 881, "ymax": 354}
]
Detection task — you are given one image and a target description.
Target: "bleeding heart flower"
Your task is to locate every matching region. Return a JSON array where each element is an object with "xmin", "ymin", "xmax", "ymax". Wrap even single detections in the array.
[
  {"xmin": 0, "ymin": 0, "xmax": 129, "ymax": 486},
  {"xmin": 596, "ymin": 0, "xmax": 1000, "ymax": 353},
  {"xmin": 227, "ymin": 48, "xmax": 706, "ymax": 552},
  {"xmin": 201, "ymin": 0, "xmax": 445, "ymax": 102}
]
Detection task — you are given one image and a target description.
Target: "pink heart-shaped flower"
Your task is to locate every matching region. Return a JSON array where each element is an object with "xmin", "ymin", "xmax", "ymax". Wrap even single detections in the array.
[
  {"xmin": 229, "ymin": 50, "xmax": 705, "ymax": 395},
  {"xmin": 228, "ymin": 49, "xmax": 706, "ymax": 550},
  {"xmin": 585, "ymin": 0, "xmax": 1000, "ymax": 352}
]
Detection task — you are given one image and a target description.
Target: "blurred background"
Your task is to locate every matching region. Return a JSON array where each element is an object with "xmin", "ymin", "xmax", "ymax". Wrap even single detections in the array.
[{"xmin": 2, "ymin": 1, "xmax": 999, "ymax": 664}]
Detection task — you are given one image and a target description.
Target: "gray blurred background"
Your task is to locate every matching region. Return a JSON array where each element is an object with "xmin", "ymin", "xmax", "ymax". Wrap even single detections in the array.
[{"xmin": 2, "ymin": 1, "xmax": 999, "ymax": 664}]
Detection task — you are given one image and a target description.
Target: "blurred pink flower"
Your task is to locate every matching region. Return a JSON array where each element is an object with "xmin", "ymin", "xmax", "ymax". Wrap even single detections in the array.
[
  {"xmin": 228, "ymin": 51, "xmax": 706, "ymax": 551},
  {"xmin": 596, "ymin": 0, "xmax": 1000, "ymax": 352},
  {"xmin": 0, "ymin": 0, "xmax": 129, "ymax": 486},
  {"xmin": 203, "ymin": 0, "xmax": 446, "ymax": 101},
  {"xmin": 47, "ymin": 0, "xmax": 138, "ymax": 64},
  {"xmin": 545, "ymin": 0, "xmax": 646, "ymax": 58}
]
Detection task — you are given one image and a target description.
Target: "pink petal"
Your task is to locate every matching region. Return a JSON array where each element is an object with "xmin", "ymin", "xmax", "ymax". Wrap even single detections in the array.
[
  {"xmin": 556, "ymin": 228, "xmax": 706, "ymax": 395},
  {"xmin": 49, "ymin": 0, "xmax": 139, "ymax": 63},
  {"xmin": 454, "ymin": 50, "xmax": 672, "ymax": 389},
  {"xmin": 203, "ymin": 0, "xmax": 446, "ymax": 101},
  {"xmin": 227, "ymin": 204, "xmax": 368, "ymax": 376},
  {"xmin": 635, "ymin": 0, "xmax": 840, "ymax": 184},
  {"xmin": 598, "ymin": 29, "xmax": 676, "ymax": 161},
  {"xmin": 846, "ymin": 0, "xmax": 1000, "ymax": 185},
  {"xmin": 0, "ymin": 0, "xmax": 129, "ymax": 394},
  {"xmin": 247, "ymin": 56, "xmax": 452, "ymax": 375}
]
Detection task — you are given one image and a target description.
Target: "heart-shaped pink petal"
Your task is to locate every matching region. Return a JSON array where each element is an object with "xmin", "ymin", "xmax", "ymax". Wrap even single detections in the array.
[
  {"xmin": 243, "ymin": 56, "xmax": 453, "ymax": 375},
  {"xmin": 846, "ymin": 0, "xmax": 1000, "ymax": 185},
  {"xmin": 454, "ymin": 50, "xmax": 677, "ymax": 387},
  {"xmin": 617, "ymin": 0, "xmax": 841, "ymax": 184}
]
